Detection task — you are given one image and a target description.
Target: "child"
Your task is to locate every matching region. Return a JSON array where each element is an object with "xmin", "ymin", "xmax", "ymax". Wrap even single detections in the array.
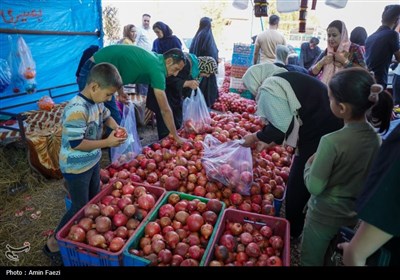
[
  {"xmin": 43, "ymin": 63, "xmax": 127, "ymax": 265},
  {"xmin": 300, "ymin": 68, "xmax": 393, "ymax": 266},
  {"xmin": 116, "ymin": 90, "xmax": 130, "ymax": 119}
]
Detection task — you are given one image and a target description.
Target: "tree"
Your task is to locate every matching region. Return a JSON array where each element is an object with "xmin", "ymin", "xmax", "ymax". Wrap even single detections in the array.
[
  {"xmin": 200, "ymin": 1, "xmax": 229, "ymax": 43},
  {"xmin": 102, "ymin": 5, "xmax": 120, "ymax": 45}
]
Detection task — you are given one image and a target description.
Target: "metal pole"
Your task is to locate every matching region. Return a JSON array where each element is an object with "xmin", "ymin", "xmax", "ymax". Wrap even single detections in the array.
[{"xmin": 0, "ymin": 28, "xmax": 100, "ymax": 37}]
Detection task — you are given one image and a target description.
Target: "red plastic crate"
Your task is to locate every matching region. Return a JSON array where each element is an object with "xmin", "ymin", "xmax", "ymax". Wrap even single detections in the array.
[
  {"xmin": 204, "ymin": 208, "xmax": 290, "ymax": 266},
  {"xmin": 56, "ymin": 182, "xmax": 166, "ymax": 266}
]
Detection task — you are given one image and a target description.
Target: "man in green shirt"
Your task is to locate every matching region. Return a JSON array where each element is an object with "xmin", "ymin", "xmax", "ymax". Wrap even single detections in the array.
[{"xmin": 78, "ymin": 45, "xmax": 187, "ymax": 144}]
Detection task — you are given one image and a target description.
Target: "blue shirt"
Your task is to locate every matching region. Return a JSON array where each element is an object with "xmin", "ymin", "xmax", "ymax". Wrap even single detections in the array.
[
  {"xmin": 365, "ymin": 26, "xmax": 400, "ymax": 89},
  {"xmin": 59, "ymin": 94, "xmax": 110, "ymax": 174}
]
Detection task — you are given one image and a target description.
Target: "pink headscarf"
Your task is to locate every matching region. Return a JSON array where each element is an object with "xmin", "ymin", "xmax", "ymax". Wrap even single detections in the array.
[{"xmin": 320, "ymin": 20, "xmax": 351, "ymax": 85}]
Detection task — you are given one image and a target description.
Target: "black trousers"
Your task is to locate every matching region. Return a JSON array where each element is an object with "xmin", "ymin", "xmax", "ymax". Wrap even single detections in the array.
[
  {"xmin": 284, "ymin": 144, "xmax": 317, "ymax": 238},
  {"xmin": 154, "ymin": 107, "xmax": 182, "ymax": 140}
]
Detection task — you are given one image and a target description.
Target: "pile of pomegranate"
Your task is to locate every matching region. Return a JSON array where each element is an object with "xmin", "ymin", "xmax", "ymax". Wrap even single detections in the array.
[
  {"xmin": 212, "ymin": 92, "xmax": 256, "ymax": 114},
  {"xmin": 127, "ymin": 194, "xmax": 224, "ymax": 266},
  {"xmin": 100, "ymin": 111, "xmax": 293, "ymax": 217},
  {"xmin": 63, "ymin": 180, "xmax": 162, "ymax": 253},
  {"xmin": 209, "ymin": 218, "xmax": 285, "ymax": 266}
]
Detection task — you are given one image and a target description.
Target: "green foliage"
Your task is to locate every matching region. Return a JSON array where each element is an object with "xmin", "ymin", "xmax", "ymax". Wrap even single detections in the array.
[
  {"xmin": 102, "ymin": 5, "xmax": 121, "ymax": 42},
  {"xmin": 260, "ymin": 1, "xmax": 321, "ymax": 35},
  {"xmin": 200, "ymin": 1, "xmax": 229, "ymax": 44}
]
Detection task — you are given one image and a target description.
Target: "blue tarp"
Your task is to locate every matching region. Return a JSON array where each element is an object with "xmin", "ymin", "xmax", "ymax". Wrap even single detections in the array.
[{"xmin": 0, "ymin": 0, "xmax": 103, "ymax": 113}]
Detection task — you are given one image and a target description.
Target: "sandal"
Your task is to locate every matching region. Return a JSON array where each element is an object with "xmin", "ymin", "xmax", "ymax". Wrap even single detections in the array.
[{"xmin": 43, "ymin": 244, "xmax": 63, "ymax": 266}]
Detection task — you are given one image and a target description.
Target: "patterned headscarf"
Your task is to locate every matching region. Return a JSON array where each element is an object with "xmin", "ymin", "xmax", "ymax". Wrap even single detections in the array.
[
  {"xmin": 320, "ymin": 20, "xmax": 350, "ymax": 85},
  {"xmin": 198, "ymin": 56, "xmax": 218, "ymax": 75}
]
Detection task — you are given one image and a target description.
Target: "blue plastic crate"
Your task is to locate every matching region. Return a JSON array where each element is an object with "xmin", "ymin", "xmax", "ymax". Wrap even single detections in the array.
[
  {"xmin": 58, "ymin": 240, "xmax": 121, "ymax": 266},
  {"xmin": 64, "ymin": 196, "xmax": 71, "ymax": 211},
  {"xmin": 56, "ymin": 182, "xmax": 166, "ymax": 266},
  {"xmin": 274, "ymin": 187, "xmax": 287, "ymax": 217},
  {"xmin": 231, "ymin": 53, "xmax": 253, "ymax": 67},
  {"xmin": 274, "ymin": 198, "xmax": 283, "ymax": 217},
  {"xmin": 233, "ymin": 43, "xmax": 255, "ymax": 55}
]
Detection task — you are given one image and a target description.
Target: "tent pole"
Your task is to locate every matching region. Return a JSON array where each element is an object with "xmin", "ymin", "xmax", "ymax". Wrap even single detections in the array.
[
  {"xmin": 0, "ymin": 28, "xmax": 100, "ymax": 37},
  {"xmin": 260, "ymin": 17, "xmax": 264, "ymax": 31}
]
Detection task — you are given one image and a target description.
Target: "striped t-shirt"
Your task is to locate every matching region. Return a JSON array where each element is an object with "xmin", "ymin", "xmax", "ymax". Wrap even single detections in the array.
[{"xmin": 59, "ymin": 94, "xmax": 110, "ymax": 174}]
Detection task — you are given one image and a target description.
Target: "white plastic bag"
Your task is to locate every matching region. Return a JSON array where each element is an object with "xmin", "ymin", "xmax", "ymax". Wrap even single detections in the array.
[
  {"xmin": 0, "ymin": 59, "xmax": 11, "ymax": 92},
  {"xmin": 201, "ymin": 135, "xmax": 253, "ymax": 195},
  {"xmin": 182, "ymin": 89, "xmax": 211, "ymax": 134},
  {"xmin": 216, "ymin": 59, "xmax": 225, "ymax": 88},
  {"xmin": 17, "ymin": 37, "xmax": 37, "ymax": 93},
  {"xmin": 111, "ymin": 101, "xmax": 142, "ymax": 166},
  {"xmin": 325, "ymin": 0, "xmax": 348, "ymax": 9},
  {"xmin": 276, "ymin": 0, "xmax": 300, "ymax": 13}
]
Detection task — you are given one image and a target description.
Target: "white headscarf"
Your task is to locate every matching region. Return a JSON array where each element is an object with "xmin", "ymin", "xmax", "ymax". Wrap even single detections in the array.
[
  {"xmin": 257, "ymin": 76, "xmax": 302, "ymax": 147},
  {"xmin": 242, "ymin": 63, "xmax": 287, "ymax": 96},
  {"xmin": 275, "ymin": 45, "xmax": 290, "ymax": 65}
]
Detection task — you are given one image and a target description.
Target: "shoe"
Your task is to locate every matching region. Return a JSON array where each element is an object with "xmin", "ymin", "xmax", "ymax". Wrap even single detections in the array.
[{"xmin": 43, "ymin": 244, "xmax": 63, "ymax": 266}]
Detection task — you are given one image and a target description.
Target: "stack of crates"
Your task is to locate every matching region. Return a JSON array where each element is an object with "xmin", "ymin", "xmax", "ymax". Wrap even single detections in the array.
[{"xmin": 229, "ymin": 43, "xmax": 254, "ymax": 99}]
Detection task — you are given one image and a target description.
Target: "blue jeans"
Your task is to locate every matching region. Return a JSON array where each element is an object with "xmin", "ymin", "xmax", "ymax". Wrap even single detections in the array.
[
  {"xmin": 55, "ymin": 163, "xmax": 100, "ymax": 233},
  {"xmin": 77, "ymin": 60, "xmax": 121, "ymax": 125}
]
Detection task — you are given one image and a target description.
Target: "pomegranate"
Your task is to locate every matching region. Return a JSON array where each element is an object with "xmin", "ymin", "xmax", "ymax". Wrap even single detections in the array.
[
  {"xmin": 113, "ymin": 213, "xmax": 128, "ymax": 227},
  {"xmin": 84, "ymin": 204, "xmax": 101, "ymax": 219},
  {"xmin": 144, "ymin": 222, "xmax": 161, "ymax": 237},
  {"xmin": 200, "ymin": 223, "xmax": 213, "ymax": 239},
  {"xmin": 95, "ymin": 216, "xmax": 112, "ymax": 233},
  {"xmin": 245, "ymin": 242, "xmax": 261, "ymax": 258},
  {"xmin": 202, "ymin": 211, "xmax": 218, "ymax": 225},
  {"xmin": 109, "ymin": 237, "xmax": 125, "ymax": 252},
  {"xmin": 206, "ymin": 199, "xmax": 223, "ymax": 214},
  {"xmin": 186, "ymin": 214, "xmax": 204, "ymax": 232},
  {"xmin": 67, "ymin": 225, "xmax": 86, "ymax": 242},
  {"xmin": 137, "ymin": 194, "xmax": 155, "ymax": 211},
  {"xmin": 164, "ymin": 231, "xmax": 180, "ymax": 249},
  {"xmin": 158, "ymin": 249, "xmax": 172, "ymax": 264},
  {"xmin": 159, "ymin": 204, "xmax": 175, "ymax": 219},
  {"xmin": 164, "ymin": 176, "xmax": 179, "ymax": 191},
  {"xmin": 171, "ymin": 254, "xmax": 184, "ymax": 266},
  {"xmin": 266, "ymin": 255, "xmax": 283, "ymax": 266},
  {"xmin": 87, "ymin": 234, "xmax": 107, "ymax": 248},
  {"xmin": 114, "ymin": 127, "xmax": 127, "ymax": 138},
  {"xmin": 78, "ymin": 218, "xmax": 94, "ymax": 232}
]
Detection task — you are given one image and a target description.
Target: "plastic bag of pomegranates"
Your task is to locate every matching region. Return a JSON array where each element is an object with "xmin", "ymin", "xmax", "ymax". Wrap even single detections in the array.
[
  {"xmin": 37, "ymin": 96, "xmax": 55, "ymax": 111},
  {"xmin": 201, "ymin": 134, "xmax": 253, "ymax": 195},
  {"xmin": 182, "ymin": 89, "xmax": 211, "ymax": 134},
  {"xmin": 110, "ymin": 102, "xmax": 142, "ymax": 166}
]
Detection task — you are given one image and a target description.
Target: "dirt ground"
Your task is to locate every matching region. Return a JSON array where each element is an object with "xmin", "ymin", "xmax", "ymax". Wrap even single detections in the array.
[
  {"xmin": 0, "ymin": 124, "xmax": 158, "ymax": 267},
  {"xmin": 0, "ymin": 123, "xmax": 301, "ymax": 266}
]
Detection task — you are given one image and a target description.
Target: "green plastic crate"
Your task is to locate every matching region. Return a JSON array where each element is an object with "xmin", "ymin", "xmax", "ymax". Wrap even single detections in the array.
[{"xmin": 123, "ymin": 191, "xmax": 226, "ymax": 266}]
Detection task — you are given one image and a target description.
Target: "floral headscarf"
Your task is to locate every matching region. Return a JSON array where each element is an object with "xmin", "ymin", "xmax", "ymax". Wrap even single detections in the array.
[{"xmin": 320, "ymin": 20, "xmax": 350, "ymax": 85}]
